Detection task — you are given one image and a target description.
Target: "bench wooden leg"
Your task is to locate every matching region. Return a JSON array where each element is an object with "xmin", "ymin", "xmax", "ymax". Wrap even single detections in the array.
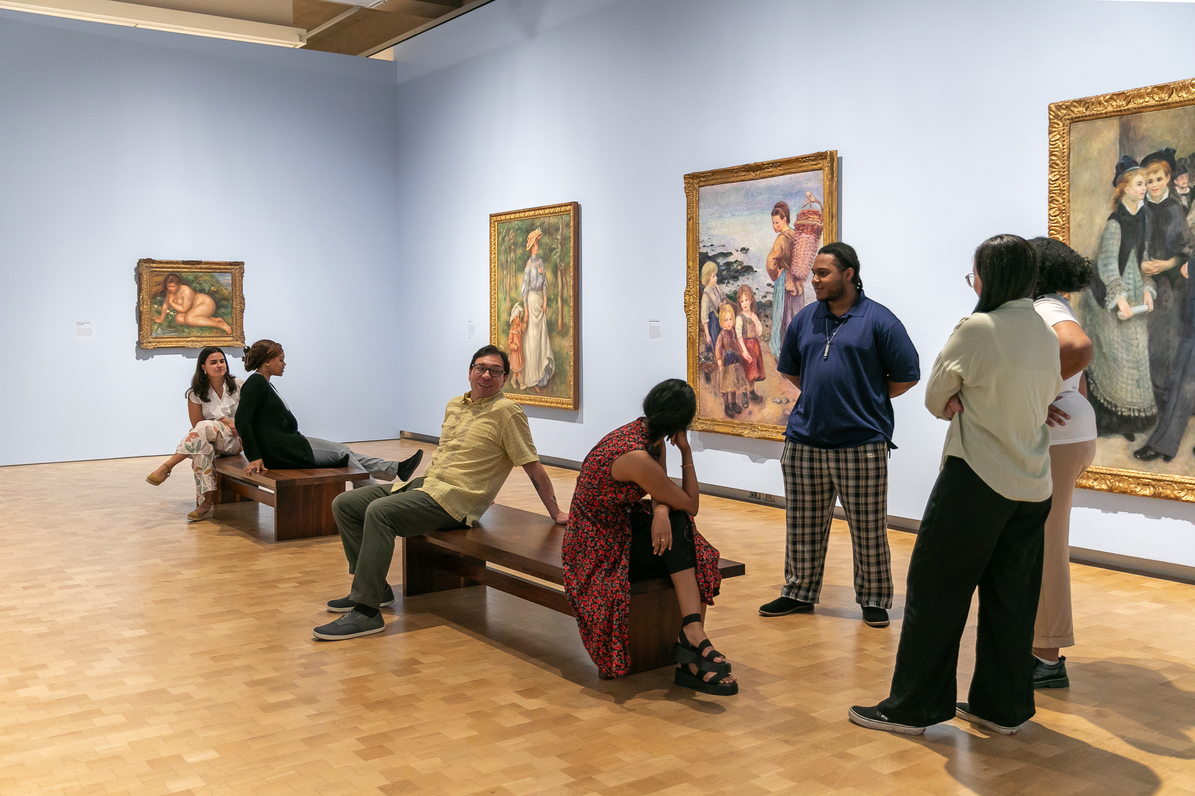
[
  {"xmin": 625, "ymin": 589, "xmax": 683, "ymax": 675},
  {"xmin": 214, "ymin": 472, "xmax": 248, "ymax": 506},
  {"xmin": 273, "ymin": 481, "xmax": 345, "ymax": 541},
  {"xmin": 402, "ymin": 537, "xmax": 482, "ymax": 597}
]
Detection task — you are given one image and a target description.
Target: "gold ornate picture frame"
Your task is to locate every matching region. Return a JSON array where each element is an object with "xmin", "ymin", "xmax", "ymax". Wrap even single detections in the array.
[
  {"xmin": 684, "ymin": 151, "xmax": 838, "ymax": 440},
  {"xmin": 137, "ymin": 259, "xmax": 245, "ymax": 350},
  {"xmin": 489, "ymin": 202, "xmax": 579, "ymax": 410},
  {"xmin": 1048, "ymin": 77, "xmax": 1195, "ymax": 502}
]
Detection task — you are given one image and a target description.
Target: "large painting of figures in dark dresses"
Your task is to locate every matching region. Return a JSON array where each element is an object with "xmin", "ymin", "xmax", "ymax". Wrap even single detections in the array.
[
  {"xmin": 489, "ymin": 202, "xmax": 579, "ymax": 410},
  {"xmin": 684, "ymin": 152, "xmax": 838, "ymax": 440},
  {"xmin": 1049, "ymin": 78, "xmax": 1195, "ymax": 502}
]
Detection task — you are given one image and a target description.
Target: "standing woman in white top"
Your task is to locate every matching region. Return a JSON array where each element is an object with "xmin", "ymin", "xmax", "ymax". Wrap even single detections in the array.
[
  {"xmin": 849, "ymin": 234, "xmax": 1062, "ymax": 737},
  {"xmin": 1028, "ymin": 238, "xmax": 1097, "ymax": 690},
  {"xmin": 145, "ymin": 346, "xmax": 244, "ymax": 522}
]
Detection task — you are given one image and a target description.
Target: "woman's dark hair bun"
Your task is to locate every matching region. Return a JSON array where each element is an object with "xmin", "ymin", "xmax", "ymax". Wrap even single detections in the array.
[
  {"xmin": 243, "ymin": 339, "xmax": 281, "ymax": 372},
  {"xmin": 643, "ymin": 378, "xmax": 697, "ymax": 442}
]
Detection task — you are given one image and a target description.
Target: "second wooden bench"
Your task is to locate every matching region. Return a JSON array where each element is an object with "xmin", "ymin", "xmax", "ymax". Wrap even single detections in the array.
[{"xmin": 214, "ymin": 454, "xmax": 371, "ymax": 541}]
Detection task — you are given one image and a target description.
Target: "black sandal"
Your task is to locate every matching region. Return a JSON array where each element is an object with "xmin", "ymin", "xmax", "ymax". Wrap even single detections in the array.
[
  {"xmin": 673, "ymin": 613, "xmax": 731, "ymax": 673},
  {"xmin": 675, "ymin": 664, "xmax": 738, "ymax": 696}
]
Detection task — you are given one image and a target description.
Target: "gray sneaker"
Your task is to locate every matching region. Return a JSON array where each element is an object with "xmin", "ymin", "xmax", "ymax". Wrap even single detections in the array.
[
  {"xmin": 326, "ymin": 585, "xmax": 395, "ymax": 613},
  {"xmin": 313, "ymin": 609, "xmax": 384, "ymax": 641}
]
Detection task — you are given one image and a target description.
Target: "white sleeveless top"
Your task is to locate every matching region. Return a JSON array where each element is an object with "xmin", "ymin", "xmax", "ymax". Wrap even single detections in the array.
[{"xmin": 186, "ymin": 377, "xmax": 244, "ymax": 421}]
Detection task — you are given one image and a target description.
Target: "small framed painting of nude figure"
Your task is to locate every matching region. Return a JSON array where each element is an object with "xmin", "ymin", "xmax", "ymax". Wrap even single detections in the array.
[
  {"xmin": 489, "ymin": 202, "xmax": 580, "ymax": 410},
  {"xmin": 1048, "ymin": 77, "xmax": 1195, "ymax": 503},
  {"xmin": 684, "ymin": 151, "xmax": 838, "ymax": 440},
  {"xmin": 137, "ymin": 259, "xmax": 245, "ymax": 350}
]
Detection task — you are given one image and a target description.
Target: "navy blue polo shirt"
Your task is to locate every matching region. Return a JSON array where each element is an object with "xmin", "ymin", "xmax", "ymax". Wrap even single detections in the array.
[{"xmin": 777, "ymin": 292, "xmax": 920, "ymax": 449}]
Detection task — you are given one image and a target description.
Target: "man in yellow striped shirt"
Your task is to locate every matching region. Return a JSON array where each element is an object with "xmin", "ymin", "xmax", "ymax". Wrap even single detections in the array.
[{"xmin": 314, "ymin": 345, "xmax": 569, "ymax": 641}]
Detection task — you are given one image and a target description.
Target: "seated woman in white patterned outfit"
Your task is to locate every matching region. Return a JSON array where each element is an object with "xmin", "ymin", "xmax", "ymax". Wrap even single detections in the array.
[{"xmin": 145, "ymin": 346, "xmax": 244, "ymax": 522}]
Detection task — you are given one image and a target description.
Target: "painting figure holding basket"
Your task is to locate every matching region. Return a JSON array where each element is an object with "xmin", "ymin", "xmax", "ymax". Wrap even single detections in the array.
[
  {"xmin": 767, "ymin": 192, "xmax": 823, "ymax": 358},
  {"xmin": 521, "ymin": 229, "xmax": 556, "ymax": 392},
  {"xmin": 154, "ymin": 273, "xmax": 233, "ymax": 334}
]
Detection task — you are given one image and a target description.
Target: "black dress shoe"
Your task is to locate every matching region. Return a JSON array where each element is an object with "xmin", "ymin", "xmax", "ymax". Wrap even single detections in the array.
[
  {"xmin": 758, "ymin": 596, "xmax": 814, "ymax": 616},
  {"xmin": 1133, "ymin": 445, "xmax": 1172, "ymax": 463},
  {"xmin": 1122, "ymin": 432, "xmax": 1136, "ymax": 442}
]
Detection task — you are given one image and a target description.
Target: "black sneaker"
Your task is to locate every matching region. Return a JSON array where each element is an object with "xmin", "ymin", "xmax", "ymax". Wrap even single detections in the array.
[
  {"xmin": 1032, "ymin": 655, "xmax": 1069, "ymax": 689},
  {"xmin": 326, "ymin": 584, "xmax": 395, "ymax": 613},
  {"xmin": 862, "ymin": 607, "xmax": 889, "ymax": 627},
  {"xmin": 313, "ymin": 609, "xmax": 385, "ymax": 641},
  {"xmin": 758, "ymin": 596, "xmax": 815, "ymax": 616},
  {"xmin": 395, "ymin": 450, "xmax": 423, "ymax": 482},
  {"xmin": 848, "ymin": 705, "xmax": 925, "ymax": 736},
  {"xmin": 955, "ymin": 702, "xmax": 1023, "ymax": 735}
]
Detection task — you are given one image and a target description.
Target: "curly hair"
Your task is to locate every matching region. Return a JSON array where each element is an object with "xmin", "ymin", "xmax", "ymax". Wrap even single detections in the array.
[{"xmin": 1028, "ymin": 237, "xmax": 1092, "ymax": 297}]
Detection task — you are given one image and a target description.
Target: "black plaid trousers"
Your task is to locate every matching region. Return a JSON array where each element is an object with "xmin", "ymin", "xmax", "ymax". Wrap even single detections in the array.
[{"xmin": 780, "ymin": 439, "xmax": 893, "ymax": 608}]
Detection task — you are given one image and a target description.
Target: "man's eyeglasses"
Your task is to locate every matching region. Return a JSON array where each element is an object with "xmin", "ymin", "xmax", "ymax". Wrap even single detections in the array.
[
  {"xmin": 965, "ymin": 273, "xmax": 976, "ymax": 287},
  {"xmin": 471, "ymin": 364, "xmax": 506, "ymax": 378}
]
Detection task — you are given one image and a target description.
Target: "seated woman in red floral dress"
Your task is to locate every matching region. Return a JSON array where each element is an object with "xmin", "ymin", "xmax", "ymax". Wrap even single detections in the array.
[{"xmin": 563, "ymin": 379, "xmax": 737, "ymax": 695}]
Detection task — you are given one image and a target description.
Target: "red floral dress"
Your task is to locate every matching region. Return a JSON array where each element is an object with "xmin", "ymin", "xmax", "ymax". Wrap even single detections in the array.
[{"xmin": 563, "ymin": 418, "xmax": 722, "ymax": 678}]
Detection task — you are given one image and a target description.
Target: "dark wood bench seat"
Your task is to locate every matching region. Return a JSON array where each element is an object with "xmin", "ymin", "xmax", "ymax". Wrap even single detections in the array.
[
  {"xmin": 403, "ymin": 503, "xmax": 745, "ymax": 675},
  {"xmin": 214, "ymin": 453, "xmax": 371, "ymax": 541}
]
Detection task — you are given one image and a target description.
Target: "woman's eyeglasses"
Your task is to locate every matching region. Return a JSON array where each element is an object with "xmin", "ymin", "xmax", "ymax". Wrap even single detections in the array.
[
  {"xmin": 471, "ymin": 364, "xmax": 506, "ymax": 378},
  {"xmin": 964, "ymin": 273, "xmax": 976, "ymax": 287}
]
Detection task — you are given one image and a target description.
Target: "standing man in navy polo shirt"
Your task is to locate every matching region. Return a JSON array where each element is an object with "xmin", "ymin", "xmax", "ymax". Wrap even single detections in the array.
[{"xmin": 759, "ymin": 242, "xmax": 920, "ymax": 628}]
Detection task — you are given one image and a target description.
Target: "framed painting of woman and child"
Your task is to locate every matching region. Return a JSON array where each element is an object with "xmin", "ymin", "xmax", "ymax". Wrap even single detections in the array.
[
  {"xmin": 684, "ymin": 151, "xmax": 839, "ymax": 440},
  {"xmin": 1049, "ymin": 77, "xmax": 1195, "ymax": 502},
  {"xmin": 137, "ymin": 259, "xmax": 245, "ymax": 350},
  {"xmin": 489, "ymin": 202, "xmax": 579, "ymax": 410}
]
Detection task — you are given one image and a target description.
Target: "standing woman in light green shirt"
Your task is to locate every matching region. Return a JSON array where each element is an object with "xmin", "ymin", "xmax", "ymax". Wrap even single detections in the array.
[{"xmin": 849, "ymin": 234, "xmax": 1063, "ymax": 737}]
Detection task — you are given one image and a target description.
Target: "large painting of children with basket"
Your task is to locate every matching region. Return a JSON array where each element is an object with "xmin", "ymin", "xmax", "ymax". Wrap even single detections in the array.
[{"xmin": 685, "ymin": 152, "xmax": 838, "ymax": 440}]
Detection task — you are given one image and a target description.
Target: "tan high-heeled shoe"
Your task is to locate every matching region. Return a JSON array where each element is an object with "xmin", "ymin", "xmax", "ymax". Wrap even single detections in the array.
[{"xmin": 146, "ymin": 469, "xmax": 170, "ymax": 486}]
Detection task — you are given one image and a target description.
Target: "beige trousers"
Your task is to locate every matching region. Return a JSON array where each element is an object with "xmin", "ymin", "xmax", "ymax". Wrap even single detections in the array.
[{"xmin": 1033, "ymin": 439, "xmax": 1096, "ymax": 649}]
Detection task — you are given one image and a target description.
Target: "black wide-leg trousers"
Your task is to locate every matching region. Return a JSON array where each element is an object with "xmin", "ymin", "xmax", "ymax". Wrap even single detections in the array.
[{"xmin": 879, "ymin": 456, "xmax": 1051, "ymax": 728}]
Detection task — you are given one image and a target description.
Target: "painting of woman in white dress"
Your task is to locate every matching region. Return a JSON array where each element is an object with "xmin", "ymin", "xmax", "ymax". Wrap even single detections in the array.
[
  {"xmin": 520, "ymin": 229, "xmax": 556, "ymax": 392},
  {"xmin": 490, "ymin": 203, "xmax": 579, "ymax": 409}
]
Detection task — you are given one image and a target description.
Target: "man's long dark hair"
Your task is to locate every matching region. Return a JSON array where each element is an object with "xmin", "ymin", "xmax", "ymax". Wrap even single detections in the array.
[
  {"xmin": 818, "ymin": 242, "xmax": 864, "ymax": 292},
  {"xmin": 973, "ymin": 234, "xmax": 1038, "ymax": 313},
  {"xmin": 190, "ymin": 346, "xmax": 238, "ymax": 402}
]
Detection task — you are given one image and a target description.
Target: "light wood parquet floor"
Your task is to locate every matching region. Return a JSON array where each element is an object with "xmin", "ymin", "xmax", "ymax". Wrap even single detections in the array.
[{"xmin": 2, "ymin": 438, "xmax": 1194, "ymax": 795}]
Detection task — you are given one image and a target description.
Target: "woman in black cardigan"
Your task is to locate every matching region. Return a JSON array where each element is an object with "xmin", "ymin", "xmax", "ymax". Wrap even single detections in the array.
[{"xmin": 235, "ymin": 339, "xmax": 421, "ymax": 484}]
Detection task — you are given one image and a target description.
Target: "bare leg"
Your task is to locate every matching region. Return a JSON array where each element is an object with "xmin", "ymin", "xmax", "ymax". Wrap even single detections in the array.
[
  {"xmin": 177, "ymin": 312, "xmax": 232, "ymax": 334},
  {"xmin": 196, "ymin": 490, "xmax": 217, "ymax": 511},
  {"xmin": 1033, "ymin": 646, "xmax": 1061, "ymax": 662},
  {"xmin": 670, "ymin": 567, "xmax": 737, "ymax": 685},
  {"xmin": 151, "ymin": 454, "xmax": 189, "ymax": 481}
]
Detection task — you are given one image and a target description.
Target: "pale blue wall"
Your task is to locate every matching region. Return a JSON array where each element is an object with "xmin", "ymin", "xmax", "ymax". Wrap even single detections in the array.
[
  {"xmin": 390, "ymin": 0, "xmax": 1195, "ymax": 566},
  {"xmin": 0, "ymin": 10, "xmax": 401, "ymax": 466}
]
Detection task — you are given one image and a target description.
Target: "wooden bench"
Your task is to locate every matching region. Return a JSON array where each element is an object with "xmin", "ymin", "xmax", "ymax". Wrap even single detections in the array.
[
  {"xmin": 402, "ymin": 503, "xmax": 746, "ymax": 675},
  {"xmin": 213, "ymin": 453, "xmax": 371, "ymax": 541}
]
